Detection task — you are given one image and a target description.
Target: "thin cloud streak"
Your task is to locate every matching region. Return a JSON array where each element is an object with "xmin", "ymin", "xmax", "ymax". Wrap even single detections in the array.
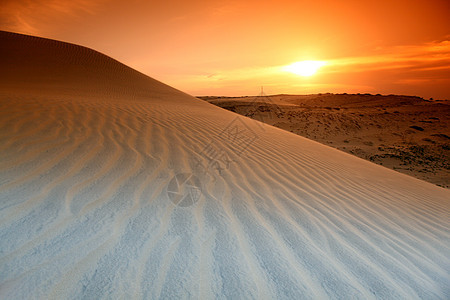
[
  {"xmin": 167, "ymin": 40, "xmax": 450, "ymax": 80},
  {"xmin": 0, "ymin": 0, "xmax": 105, "ymax": 35},
  {"xmin": 325, "ymin": 40, "xmax": 450, "ymax": 74}
]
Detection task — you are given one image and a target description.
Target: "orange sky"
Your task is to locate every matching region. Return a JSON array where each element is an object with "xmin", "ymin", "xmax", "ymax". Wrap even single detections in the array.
[{"xmin": 1, "ymin": 0, "xmax": 450, "ymax": 99}]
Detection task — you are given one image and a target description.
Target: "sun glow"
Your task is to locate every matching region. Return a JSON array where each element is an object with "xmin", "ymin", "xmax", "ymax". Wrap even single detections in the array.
[{"xmin": 283, "ymin": 60, "xmax": 326, "ymax": 76}]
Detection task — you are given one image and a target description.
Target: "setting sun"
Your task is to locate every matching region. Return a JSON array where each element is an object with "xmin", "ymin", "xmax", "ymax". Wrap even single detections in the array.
[{"xmin": 283, "ymin": 60, "xmax": 326, "ymax": 77}]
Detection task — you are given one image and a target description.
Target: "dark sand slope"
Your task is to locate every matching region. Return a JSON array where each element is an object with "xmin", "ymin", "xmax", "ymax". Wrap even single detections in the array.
[{"xmin": 1, "ymin": 31, "xmax": 449, "ymax": 299}]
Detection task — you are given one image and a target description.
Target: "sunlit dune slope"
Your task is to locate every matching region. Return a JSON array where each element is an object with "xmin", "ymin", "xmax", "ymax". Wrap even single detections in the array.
[{"xmin": 0, "ymin": 31, "xmax": 449, "ymax": 299}]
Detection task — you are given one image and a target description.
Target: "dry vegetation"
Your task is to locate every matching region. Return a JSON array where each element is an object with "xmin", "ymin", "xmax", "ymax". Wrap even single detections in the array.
[{"xmin": 201, "ymin": 93, "xmax": 450, "ymax": 188}]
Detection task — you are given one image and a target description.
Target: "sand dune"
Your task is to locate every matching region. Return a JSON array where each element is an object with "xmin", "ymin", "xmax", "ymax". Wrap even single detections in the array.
[{"xmin": 1, "ymin": 31, "xmax": 449, "ymax": 299}]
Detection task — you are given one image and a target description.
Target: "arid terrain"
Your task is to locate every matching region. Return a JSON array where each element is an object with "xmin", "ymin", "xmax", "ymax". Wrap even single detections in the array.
[
  {"xmin": 2, "ymin": 31, "xmax": 449, "ymax": 299},
  {"xmin": 201, "ymin": 93, "xmax": 450, "ymax": 188}
]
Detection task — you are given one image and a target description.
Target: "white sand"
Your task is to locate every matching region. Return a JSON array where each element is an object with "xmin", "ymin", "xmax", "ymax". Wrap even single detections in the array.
[{"xmin": 0, "ymin": 31, "xmax": 449, "ymax": 299}]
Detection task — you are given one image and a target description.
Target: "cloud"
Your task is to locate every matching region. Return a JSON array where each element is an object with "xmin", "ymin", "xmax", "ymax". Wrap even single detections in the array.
[
  {"xmin": 324, "ymin": 40, "xmax": 450, "ymax": 74},
  {"xmin": 167, "ymin": 40, "xmax": 450, "ymax": 83},
  {"xmin": 163, "ymin": 40, "xmax": 450, "ymax": 97},
  {"xmin": 0, "ymin": 0, "xmax": 106, "ymax": 35}
]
